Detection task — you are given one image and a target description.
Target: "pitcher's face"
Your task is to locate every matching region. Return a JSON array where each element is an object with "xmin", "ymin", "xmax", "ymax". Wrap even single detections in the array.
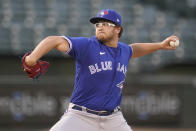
[{"xmin": 95, "ymin": 22, "xmax": 117, "ymax": 43}]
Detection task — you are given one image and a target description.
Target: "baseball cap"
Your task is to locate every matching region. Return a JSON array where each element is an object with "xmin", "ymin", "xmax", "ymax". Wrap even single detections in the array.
[{"xmin": 90, "ymin": 9, "xmax": 122, "ymax": 26}]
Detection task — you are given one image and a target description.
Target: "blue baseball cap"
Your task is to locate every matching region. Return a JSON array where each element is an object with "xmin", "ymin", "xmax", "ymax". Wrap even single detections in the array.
[{"xmin": 90, "ymin": 9, "xmax": 122, "ymax": 26}]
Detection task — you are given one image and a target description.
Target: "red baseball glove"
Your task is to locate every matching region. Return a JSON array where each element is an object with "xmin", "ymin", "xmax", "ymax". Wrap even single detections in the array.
[{"xmin": 22, "ymin": 53, "xmax": 50, "ymax": 79}]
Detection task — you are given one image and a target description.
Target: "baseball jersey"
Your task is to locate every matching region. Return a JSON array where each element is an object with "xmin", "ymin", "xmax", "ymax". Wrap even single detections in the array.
[{"xmin": 62, "ymin": 36, "xmax": 133, "ymax": 111}]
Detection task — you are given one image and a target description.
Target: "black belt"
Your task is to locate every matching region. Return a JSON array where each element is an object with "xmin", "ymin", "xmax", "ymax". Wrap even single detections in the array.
[{"xmin": 72, "ymin": 105, "xmax": 120, "ymax": 116}]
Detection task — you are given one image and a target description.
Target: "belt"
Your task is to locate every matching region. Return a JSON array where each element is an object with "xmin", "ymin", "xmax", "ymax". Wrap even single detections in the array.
[{"xmin": 70, "ymin": 103, "xmax": 120, "ymax": 116}]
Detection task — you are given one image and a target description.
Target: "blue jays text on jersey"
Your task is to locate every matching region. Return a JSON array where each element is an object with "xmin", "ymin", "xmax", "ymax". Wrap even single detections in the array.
[
  {"xmin": 62, "ymin": 36, "xmax": 133, "ymax": 111},
  {"xmin": 88, "ymin": 61, "xmax": 127, "ymax": 75}
]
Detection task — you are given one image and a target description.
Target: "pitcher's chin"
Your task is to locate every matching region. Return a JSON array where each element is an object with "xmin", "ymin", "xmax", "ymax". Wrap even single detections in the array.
[{"xmin": 96, "ymin": 34, "xmax": 106, "ymax": 42}]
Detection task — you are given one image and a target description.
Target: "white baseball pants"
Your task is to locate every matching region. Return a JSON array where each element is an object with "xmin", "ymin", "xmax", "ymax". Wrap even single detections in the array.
[{"xmin": 50, "ymin": 109, "xmax": 132, "ymax": 131}]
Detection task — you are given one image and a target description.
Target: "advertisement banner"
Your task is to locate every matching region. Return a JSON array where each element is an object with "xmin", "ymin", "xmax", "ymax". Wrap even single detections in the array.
[
  {"xmin": 121, "ymin": 86, "xmax": 181, "ymax": 124},
  {"xmin": 0, "ymin": 85, "xmax": 181, "ymax": 126}
]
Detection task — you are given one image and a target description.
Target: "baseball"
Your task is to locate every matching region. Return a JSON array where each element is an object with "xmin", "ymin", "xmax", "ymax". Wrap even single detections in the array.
[{"xmin": 169, "ymin": 40, "xmax": 179, "ymax": 47}]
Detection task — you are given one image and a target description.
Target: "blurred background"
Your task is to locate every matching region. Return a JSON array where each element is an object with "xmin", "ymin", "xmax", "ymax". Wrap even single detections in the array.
[{"xmin": 0, "ymin": 0, "xmax": 196, "ymax": 131}]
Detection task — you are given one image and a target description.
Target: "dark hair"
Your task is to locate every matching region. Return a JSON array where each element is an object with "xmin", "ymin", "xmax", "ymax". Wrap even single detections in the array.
[{"xmin": 118, "ymin": 27, "xmax": 123, "ymax": 38}]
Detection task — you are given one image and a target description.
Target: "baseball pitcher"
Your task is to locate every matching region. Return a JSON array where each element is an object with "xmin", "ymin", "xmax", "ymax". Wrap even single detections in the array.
[{"xmin": 22, "ymin": 9, "xmax": 179, "ymax": 131}]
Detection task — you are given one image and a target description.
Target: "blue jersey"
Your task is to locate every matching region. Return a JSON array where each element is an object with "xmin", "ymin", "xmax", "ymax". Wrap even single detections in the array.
[{"xmin": 63, "ymin": 36, "xmax": 133, "ymax": 111}]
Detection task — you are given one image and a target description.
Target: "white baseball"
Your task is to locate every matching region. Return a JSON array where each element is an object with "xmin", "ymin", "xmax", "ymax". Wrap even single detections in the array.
[{"xmin": 169, "ymin": 40, "xmax": 179, "ymax": 47}]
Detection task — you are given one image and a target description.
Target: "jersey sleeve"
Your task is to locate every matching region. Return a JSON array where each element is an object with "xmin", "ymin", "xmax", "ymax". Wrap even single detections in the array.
[
  {"xmin": 61, "ymin": 36, "xmax": 89, "ymax": 60},
  {"xmin": 119, "ymin": 42, "xmax": 133, "ymax": 61}
]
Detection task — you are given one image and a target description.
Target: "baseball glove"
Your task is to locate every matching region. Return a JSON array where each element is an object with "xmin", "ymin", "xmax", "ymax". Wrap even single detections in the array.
[{"xmin": 22, "ymin": 52, "xmax": 50, "ymax": 79}]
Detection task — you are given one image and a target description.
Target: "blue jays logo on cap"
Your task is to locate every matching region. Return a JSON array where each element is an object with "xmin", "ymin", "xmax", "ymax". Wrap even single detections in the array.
[{"xmin": 90, "ymin": 9, "xmax": 122, "ymax": 26}]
